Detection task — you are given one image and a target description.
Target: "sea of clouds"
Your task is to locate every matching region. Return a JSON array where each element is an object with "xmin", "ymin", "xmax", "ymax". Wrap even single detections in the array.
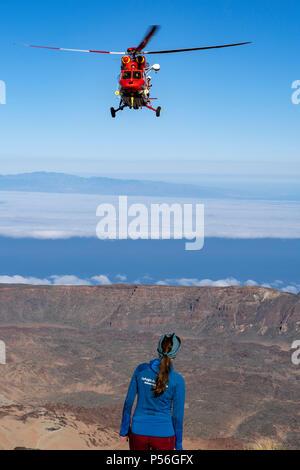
[
  {"xmin": 0, "ymin": 191, "xmax": 300, "ymax": 239},
  {"xmin": 1, "ymin": 191, "xmax": 299, "ymax": 293}
]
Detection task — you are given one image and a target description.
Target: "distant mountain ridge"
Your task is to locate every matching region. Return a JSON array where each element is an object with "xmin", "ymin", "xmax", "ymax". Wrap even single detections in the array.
[
  {"xmin": 1, "ymin": 172, "xmax": 300, "ymax": 200},
  {"xmin": 0, "ymin": 284, "xmax": 299, "ymax": 337},
  {"xmin": 0, "ymin": 171, "xmax": 229, "ymax": 198},
  {"xmin": 8, "ymin": 170, "xmax": 287, "ymax": 201}
]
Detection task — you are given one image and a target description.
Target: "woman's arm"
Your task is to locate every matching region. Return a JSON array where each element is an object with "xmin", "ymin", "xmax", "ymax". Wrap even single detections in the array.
[
  {"xmin": 172, "ymin": 374, "xmax": 185, "ymax": 450},
  {"xmin": 120, "ymin": 367, "xmax": 138, "ymax": 436}
]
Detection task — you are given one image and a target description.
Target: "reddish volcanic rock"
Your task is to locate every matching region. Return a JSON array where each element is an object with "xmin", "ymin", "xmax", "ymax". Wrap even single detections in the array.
[{"xmin": 0, "ymin": 284, "xmax": 299, "ymax": 449}]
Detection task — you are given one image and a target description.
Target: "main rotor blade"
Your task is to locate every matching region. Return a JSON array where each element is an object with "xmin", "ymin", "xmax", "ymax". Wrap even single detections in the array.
[
  {"xmin": 15, "ymin": 43, "xmax": 125, "ymax": 54},
  {"xmin": 135, "ymin": 25, "xmax": 160, "ymax": 53},
  {"xmin": 143, "ymin": 41, "xmax": 252, "ymax": 54}
]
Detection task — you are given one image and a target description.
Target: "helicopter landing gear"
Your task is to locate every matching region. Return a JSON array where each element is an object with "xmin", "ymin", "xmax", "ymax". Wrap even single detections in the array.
[
  {"xmin": 110, "ymin": 103, "xmax": 127, "ymax": 118},
  {"xmin": 145, "ymin": 104, "xmax": 162, "ymax": 117}
]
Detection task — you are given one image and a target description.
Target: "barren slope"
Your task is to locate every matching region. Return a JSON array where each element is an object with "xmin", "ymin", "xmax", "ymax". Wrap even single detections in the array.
[{"xmin": 0, "ymin": 285, "xmax": 299, "ymax": 449}]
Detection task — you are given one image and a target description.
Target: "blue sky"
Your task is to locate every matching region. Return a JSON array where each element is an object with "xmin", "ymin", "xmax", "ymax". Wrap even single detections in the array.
[{"xmin": 0, "ymin": 0, "xmax": 300, "ymax": 177}]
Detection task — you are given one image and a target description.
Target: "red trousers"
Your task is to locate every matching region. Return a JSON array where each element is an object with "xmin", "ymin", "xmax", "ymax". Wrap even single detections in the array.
[{"xmin": 129, "ymin": 432, "xmax": 175, "ymax": 450}]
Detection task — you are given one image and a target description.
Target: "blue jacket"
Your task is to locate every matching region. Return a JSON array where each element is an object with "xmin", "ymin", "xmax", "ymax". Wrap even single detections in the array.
[{"xmin": 120, "ymin": 358, "xmax": 185, "ymax": 450}]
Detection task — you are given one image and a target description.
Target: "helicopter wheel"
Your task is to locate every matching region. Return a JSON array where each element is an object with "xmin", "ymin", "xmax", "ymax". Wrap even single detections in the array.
[
  {"xmin": 156, "ymin": 106, "xmax": 161, "ymax": 117},
  {"xmin": 110, "ymin": 107, "xmax": 116, "ymax": 118}
]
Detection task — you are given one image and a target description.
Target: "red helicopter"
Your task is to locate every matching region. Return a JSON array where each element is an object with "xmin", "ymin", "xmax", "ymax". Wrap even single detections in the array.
[{"xmin": 18, "ymin": 26, "xmax": 251, "ymax": 118}]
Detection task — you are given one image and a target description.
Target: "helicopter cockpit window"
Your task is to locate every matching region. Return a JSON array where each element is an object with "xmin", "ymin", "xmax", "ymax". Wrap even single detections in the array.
[
  {"xmin": 133, "ymin": 71, "xmax": 142, "ymax": 79},
  {"xmin": 122, "ymin": 71, "xmax": 132, "ymax": 79}
]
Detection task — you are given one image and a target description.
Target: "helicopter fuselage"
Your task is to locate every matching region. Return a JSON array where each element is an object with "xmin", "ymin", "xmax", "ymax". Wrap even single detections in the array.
[{"xmin": 117, "ymin": 55, "xmax": 151, "ymax": 109}]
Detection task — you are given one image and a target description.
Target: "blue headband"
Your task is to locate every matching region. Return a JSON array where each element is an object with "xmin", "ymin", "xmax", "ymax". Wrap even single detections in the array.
[{"xmin": 157, "ymin": 333, "xmax": 181, "ymax": 359}]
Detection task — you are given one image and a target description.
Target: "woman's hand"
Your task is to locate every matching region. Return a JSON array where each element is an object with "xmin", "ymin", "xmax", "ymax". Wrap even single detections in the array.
[{"xmin": 120, "ymin": 435, "xmax": 129, "ymax": 443}]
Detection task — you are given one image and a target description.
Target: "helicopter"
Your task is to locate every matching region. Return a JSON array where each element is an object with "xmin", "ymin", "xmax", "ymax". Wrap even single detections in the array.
[{"xmin": 18, "ymin": 26, "xmax": 251, "ymax": 118}]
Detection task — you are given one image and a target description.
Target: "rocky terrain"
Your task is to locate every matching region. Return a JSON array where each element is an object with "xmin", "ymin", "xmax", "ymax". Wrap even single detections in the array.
[{"xmin": 0, "ymin": 284, "xmax": 299, "ymax": 449}]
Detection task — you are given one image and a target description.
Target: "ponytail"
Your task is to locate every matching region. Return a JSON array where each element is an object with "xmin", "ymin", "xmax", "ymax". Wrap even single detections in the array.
[{"xmin": 153, "ymin": 336, "xmax": 173, "ymax": 397}]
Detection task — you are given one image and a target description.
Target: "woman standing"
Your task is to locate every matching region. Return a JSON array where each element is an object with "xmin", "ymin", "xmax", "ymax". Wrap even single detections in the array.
[{"xmin": 120, "ymin": 333, "xmax": 185, "ymax": 450}]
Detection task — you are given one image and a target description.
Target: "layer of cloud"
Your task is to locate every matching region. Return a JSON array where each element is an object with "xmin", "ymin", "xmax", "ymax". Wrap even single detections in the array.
[
  {"xmin": 0, "ymin": 274, "xmax": 111, "ymax": 287},
  {"xmin": 91, "ymin": 275, "xmax": 111, "ymax": 285},
  {"xmin": 281, "ymin": 285, "xmax": 300, "ymax": 294},
  {"xmin": 50, "ymin": 275, "xmax": 91, "ymax": 286},
  {"xmin": 154, "ymin": 277, "xmax": 300, "ymax": 294},
  {"xmin": 0, "ymin": 275, "xmax": 51, "ymax": 285},
  {"xmin": 172, "ymin": 277, "xmax": 241, "ymax": 287},
  {"xmin": 1, "ymin": 191, "xmax": 300, "ymax": 240},
  {"xmin": 0, "ymin": 274, "xmax": 299, "ymax": 294}
]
